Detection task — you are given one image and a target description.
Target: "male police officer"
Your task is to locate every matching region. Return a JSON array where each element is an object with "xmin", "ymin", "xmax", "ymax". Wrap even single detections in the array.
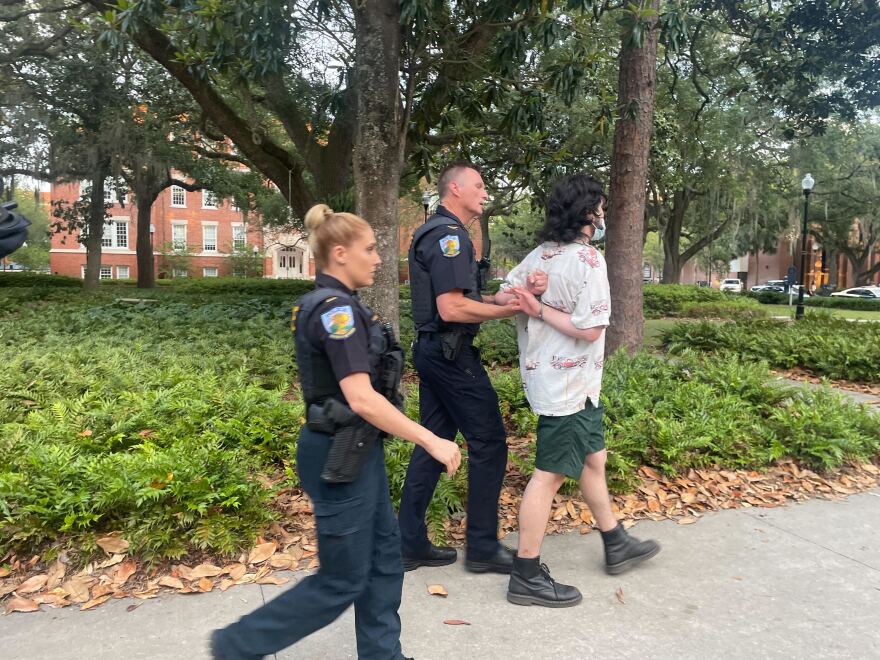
[{"xmin": 399, "ymin": 162, "xmax": 544, "ymax": 573}]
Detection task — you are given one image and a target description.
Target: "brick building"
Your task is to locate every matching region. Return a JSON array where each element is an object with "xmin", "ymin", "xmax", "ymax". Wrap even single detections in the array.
[{"xmin": 49, "ymin": 179, "xmax": 312, "ymax": 280}]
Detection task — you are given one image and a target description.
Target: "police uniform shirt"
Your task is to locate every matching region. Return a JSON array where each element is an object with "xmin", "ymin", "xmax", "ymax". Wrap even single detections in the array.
[
  {"xmin": 306, "ymin": 273, "xmax": 372, "ymax": 381},
  {"xmin": 412, "ymin": 205, "xmax": 480, "ymax": 335}
]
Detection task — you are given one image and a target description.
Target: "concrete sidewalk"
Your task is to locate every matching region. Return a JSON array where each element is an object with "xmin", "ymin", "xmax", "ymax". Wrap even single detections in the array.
[{"xmin": 3, "ymin": 490, "xmax": 879, "ymax": 660}]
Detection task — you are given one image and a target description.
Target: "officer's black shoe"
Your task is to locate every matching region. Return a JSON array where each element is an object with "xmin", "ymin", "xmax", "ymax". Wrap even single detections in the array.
[
  {"xmin": 601, "ymin": 523, "xmax": 660, "ymax": 575},
  {"xmin": 464, "ymin": 544, "xmax": 514, "ymax": 574},
  {"xmin": 507, "ymin": 556, "xmax": 582, "ymax": 608},
  {"xmin": 402, "ymin": 543, "xmax": 457, "ymax": 572}
]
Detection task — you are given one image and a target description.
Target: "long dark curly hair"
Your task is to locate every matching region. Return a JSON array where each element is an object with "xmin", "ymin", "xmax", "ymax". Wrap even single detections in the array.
[{"xmin": 538, "ymin": 173, "xmax": 606, "ymax": 244}]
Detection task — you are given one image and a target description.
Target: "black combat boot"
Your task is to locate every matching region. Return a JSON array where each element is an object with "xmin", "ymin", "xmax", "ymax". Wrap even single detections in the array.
[
  {"xmin": 601, "ymin": 523, "xmax": 660, "ymax": 575},
  {"xmin": 506, "ymin": 556, "xmax": 582, "ymax": 608}
]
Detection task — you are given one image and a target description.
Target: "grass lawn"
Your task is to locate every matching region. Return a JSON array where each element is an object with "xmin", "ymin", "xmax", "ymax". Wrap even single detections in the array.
[
  {"xmin": 762, "ymin": 304, "xmax": 880, "ymax": 321},
  {"xmin": 643, "ymin": 319, "xmax": 679, "ymax": 349}
]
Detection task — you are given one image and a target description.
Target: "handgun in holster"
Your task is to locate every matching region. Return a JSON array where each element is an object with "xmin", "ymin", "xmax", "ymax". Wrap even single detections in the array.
[{"xmin": 308, "ymin": 398, "xmax": 381, "ymax": 484}]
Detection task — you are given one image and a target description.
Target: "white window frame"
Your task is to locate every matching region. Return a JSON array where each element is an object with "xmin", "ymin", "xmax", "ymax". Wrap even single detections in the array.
[
  {"xmin": 171, "ymin": 186, "xmax": 186, "ymax": 208},
  {"xmin": 80, "ymin": 265, "xmax": 113, "ymax": 279},
  {"xmin": 232, "ymin": 223, "xmax": 246, "ymax": 250},
  {"xmin": 202, "ymin": 223, "xmax": 218, "ymax": 253},
  {"xmin": 116, "ymin": 265, "xmax": 130, "ymax": 280},
  {"xmin": 202, "ymin": 190, "xmax": 218, "ymax": 209},
  {"xmin": 172, "ymin": 268, "xmax": 188, "ymax": 278},
  {"xmin": 101, "ymin": 219, "xmax": 128, "ymax": 249},
  {"xmin": 171, "ymin": 222, "xmax": 187, "ymax": 250},
  {"xmin": 203, "ymin": 267, "xmax": 219, "ymax": 278}
]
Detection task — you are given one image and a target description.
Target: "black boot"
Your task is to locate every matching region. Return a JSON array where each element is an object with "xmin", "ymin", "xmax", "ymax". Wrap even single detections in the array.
[
  {"xmin": 601, "ymin": 523, "xmax": 660, "ymax": 575},
  {"xmin": 402, "ymin": 543, "xmax": 457, "ymax": 572},
  {"xmin": 506, "ymin": 556, "xmax": 582, "ymax": 608}
]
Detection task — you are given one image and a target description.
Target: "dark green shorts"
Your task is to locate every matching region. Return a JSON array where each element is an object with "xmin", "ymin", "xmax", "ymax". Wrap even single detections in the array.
[{"xmin": 535, "ymin": 400, "xmax": 605, "ymax": 479}]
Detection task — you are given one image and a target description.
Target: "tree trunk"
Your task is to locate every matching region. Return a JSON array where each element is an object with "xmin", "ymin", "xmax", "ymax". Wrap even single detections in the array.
[
  {"xmin": 660, "ymin": 190, "xmax": 688, "ymax": 283},
  {"xmin": 135, "ymin": 189, "xmax": 159, "ymax": 288},
  {"xmin": 351, "ymin": 0, "xmax": 401, "ymax": 328},
  {"xmin": 83, "ymin": 164, "xmax": 109, "ymax": 290},
  {"xmin": 606, "ymin": 2, "xmax": 661, "ymax": 356},
  {"xmin": 827, "ymin": 246, "xmax": 838, "ymax": 288}
]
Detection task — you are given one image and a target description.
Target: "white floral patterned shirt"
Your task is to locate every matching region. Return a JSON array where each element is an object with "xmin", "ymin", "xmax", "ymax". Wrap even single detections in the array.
[{"xmin": 500, "ymin": 240, "xmax": 611, "ymax": 416}]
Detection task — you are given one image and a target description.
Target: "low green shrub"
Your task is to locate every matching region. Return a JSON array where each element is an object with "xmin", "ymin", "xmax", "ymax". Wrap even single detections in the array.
[
  {"xmin": 678, "ymin": 299, "xmax": 768, "ymax": 320},
  {"xmin": 661, "ymin": 316, "xmax": 880, "ymax": 382},
  {"xmin": 2, "ymin": 285, "xmax": 877, "ymax": 562},
  {"xmin": 643, "ymin": 284, "xmax": 732, "ymax": 319},
  {"xmin": 0, "ymin": 272, "xmax": 82, "ymax": 288},
  {"xmin": 165, "ymin": 277, "xmax": 316, "ymax": 296},
  {"xmin": 748, "ymin": 290, "xmax": 880, "ymax": 311}
]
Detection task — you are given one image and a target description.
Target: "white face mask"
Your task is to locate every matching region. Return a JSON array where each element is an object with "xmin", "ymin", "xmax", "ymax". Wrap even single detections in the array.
[{"xmin": 591, "ymin": 221, "xmax": 605, "ymax": 243}]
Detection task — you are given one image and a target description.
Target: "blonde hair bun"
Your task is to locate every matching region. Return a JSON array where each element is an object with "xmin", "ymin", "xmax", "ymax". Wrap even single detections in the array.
[{"xmin": 305, "ymin": 204, "xmax": 334, "ymax": 232}]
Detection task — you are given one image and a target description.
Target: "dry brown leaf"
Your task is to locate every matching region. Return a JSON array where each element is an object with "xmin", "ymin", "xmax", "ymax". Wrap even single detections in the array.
[
  {"xmin": 80, "ymin": 594, "xmax": 112, "ymax": 611},
  {"xmin": 615, "ymin": 587, "xmax": 625, "ymax": 604},
  {"xmin": 226, "ymin": 563, "xmax": 246, "ymax": 581},
  {"xmin": 269, "ymin": 554, "xmax": 294, "ymax": 570},
  {"xmin": 126, "ymin": 603, "xmax": 141, "ymax": 612},
  {"xmin": 256, "ymin": 575, "xmax": 289, "ymax": 586},
  {"xmin": 234, "ymin": 573, "xmax": 257, "ymax": 585},
  {"xmin": 96, "ymin": 554, "xmax": 125, "ymax": 570},
  {"xmin": 157, "ymin": 576, "xmax": 185, "ymax": 590},
  {"xmin": 443, "ymin": 619, "xmax": 471, "ymax": 625},
  {"xmin": 0, "ymin": 567, "xmax": 9, "ymax": 578},
  {"xmin": 78, "ymin": 429, "xmax": 93, "ymax": 437},
  {"xmin": 32, "ymin": 593, "xmax": 70, "ymax": 608},
  {"xmin": 132, "ymin": 588, "xmax": 158, "ymax": 600},
  {"xmin": 427, "ymin": 584, "xmax": 448, "ymax": 598},
  {"xmin": 677, "ymin": 517, "xmax": 698, "ymax": 525},
  {"xmin": 219, "ymin": 578, "xmax": 236, "ymax": 592},
  {"xmin": 16, "ymin": 574, "xmax": 49, "ymax": 594},
  {"xmin": 198, "ymin": 577, "xmax": 214, "ymax": 593},
  {"xmin": 306, "ymin": 557, "xmax": 319, "ymax": 570},
  {"xmin": 190, "ymin": 564, "xmax": 223, "ymax": 579},
  {"xmin": 176, "ymin": 565, "xmax": 195, "ymax": 581},
  {"xmin": 565, "ymin": 501, "xmax": 577, "ymax": 519},
  {"xmin": 4, "ymin": 596, "xmax": 40, "ymax": 614},
  {"xmin": 96, "ymin": 537, "xmax": 130, "ymax": 555},
  {"xmin": 91, "ymin": 583, "xmax": 113, "ymax": 599},
  {"xmin": 579, "ymin": 510, "xmax": 594, "ymax": 525},
  {"xmin": 45, "ymin": 560, "xmax": 66, "ymax": 590},
  {"xmin": 113, "ymin": 560, "xmax": 138, "ymax": 587},
  {"xmin": 61, "ymin": 577, "xmax": 92, "ymax": 603},
  {"xmin": 248, "ymin": 542, "xmax": 277, "ymax": 565}
]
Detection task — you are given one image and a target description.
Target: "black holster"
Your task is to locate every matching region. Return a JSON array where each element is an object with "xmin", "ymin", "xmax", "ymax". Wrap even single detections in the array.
[
  {"xmin": 308, "ymin": 398, "xmax": 381, "ymax": 484},
  {"xmin": 439, "ymin": 330, "xmax": 465, "ymax": 361}
]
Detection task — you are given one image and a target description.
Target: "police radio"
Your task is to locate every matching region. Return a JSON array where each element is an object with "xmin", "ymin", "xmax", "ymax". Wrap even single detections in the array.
[{"xmin": 0, "ymin": 179, "xmax": 32, "ymax": 259}]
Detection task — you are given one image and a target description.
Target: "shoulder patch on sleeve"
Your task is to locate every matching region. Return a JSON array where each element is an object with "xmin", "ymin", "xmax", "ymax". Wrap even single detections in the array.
[
  {"xmin": 439, "ymin": 234, "xmax": 461, "ymax": 257},
  {"xmin": 320, "ymin": 305, "xmax": 357, "ymax": 339}
]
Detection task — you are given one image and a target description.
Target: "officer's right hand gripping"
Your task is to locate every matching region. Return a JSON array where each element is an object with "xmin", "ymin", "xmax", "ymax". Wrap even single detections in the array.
[{"xmin": 427, "ymin": 436, "xmax": 462, "ymax": 477}]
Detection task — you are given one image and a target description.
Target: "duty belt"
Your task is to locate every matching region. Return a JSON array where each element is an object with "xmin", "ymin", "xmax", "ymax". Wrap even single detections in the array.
[{"xmin": 417, "ymin": 331, "xmax": 475, "ymax": 346}]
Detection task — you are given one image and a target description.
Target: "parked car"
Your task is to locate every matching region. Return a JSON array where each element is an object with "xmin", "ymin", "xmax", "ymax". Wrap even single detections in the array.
[
  {"xmin": 750, "ymin": 279, "xmax": 786, "ymax": 293},
  {"xmin": 830, "ymin": 286, "xmax": 880, "ymax": 299},
  {"xmin": 719, "ymin": 278, "xmax": 743, "ymax": 293}
]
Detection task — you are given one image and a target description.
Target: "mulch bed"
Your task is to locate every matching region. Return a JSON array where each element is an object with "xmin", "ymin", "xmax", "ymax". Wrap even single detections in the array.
[{"xmin": 3, "ymin": 448, "xmax": 878, "ymax": 615}]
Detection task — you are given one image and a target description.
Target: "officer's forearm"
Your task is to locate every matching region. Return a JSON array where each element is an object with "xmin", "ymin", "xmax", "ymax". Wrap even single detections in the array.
[
  {"xmin": 437, "ymin": 291, "xmax": 518, "ymax": 323},
  {"xmin": 340, "ymin": 373, "xmax": 435, "ymax": 447}
]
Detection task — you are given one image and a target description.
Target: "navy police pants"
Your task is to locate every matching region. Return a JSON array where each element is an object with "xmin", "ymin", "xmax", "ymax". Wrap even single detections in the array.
[
  {"xmin": 398, "ymin": 334, "xmax": 508, "ymax": 559},
  {"xmin": 213, "ymin": 427, "xmax": 405, "ymax": 659}
]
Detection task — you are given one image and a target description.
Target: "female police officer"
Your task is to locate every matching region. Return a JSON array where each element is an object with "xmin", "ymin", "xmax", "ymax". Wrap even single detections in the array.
[{"xmin": 211, "ymin": 204, "xmax": 461, "ymax": 660}]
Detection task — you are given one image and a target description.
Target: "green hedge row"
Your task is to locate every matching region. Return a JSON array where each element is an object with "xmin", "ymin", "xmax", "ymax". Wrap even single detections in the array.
[
  {"xmin": 748, "ymin": 290, "xmax": 880, "ymax": 311},
  {"xmin": 661, "ymin": 315, "xmax": 880, "ymax": 382}
]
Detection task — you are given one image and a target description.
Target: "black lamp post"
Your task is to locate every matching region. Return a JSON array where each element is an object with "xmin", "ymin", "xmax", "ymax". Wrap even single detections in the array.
[
  {"xmin": 796, "ymin": 173, "xmax": 814, "ymax": 319},
  {"xmin": 421, "ymin": 190, "xmax": 432, "ymax": 222}
]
